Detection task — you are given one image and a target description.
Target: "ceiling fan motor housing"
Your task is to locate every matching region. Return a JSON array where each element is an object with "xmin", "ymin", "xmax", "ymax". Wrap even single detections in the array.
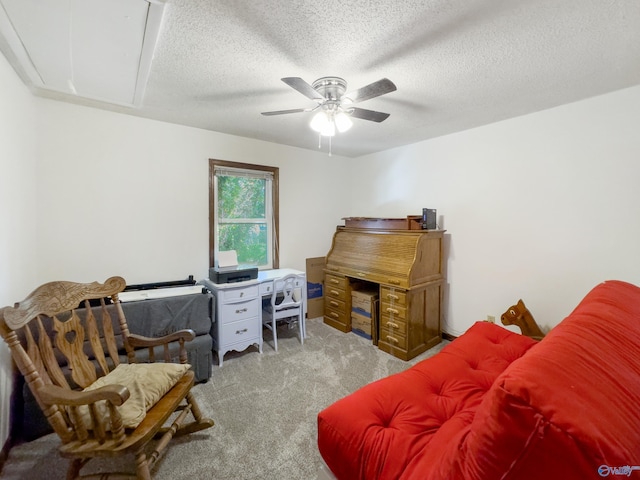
[{"xmin": 312, "ymin": 77, "xmax": 347, "ymax": 101}]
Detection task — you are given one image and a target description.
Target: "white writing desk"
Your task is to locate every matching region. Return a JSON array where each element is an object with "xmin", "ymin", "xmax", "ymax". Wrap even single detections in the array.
[{"xmin": 202, "ymin": 268, "xmax": 306, "ymax": 366}]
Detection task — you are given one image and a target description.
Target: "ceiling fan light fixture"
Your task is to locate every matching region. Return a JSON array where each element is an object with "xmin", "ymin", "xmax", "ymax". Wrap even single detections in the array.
[
  {"xmin": 310, "ymin": 110, "xmax": 329, "ymax": 133},
  {"xmin": 320, "ymin": 119, "xmax": 336, "ymax": 137},
  {"xmin": 334, "ymin": 111, "xmax": 353, "ymax": 133},
  {"xmin": 310, "ymin": 111, "xmax": 336, "ymax": 136}
]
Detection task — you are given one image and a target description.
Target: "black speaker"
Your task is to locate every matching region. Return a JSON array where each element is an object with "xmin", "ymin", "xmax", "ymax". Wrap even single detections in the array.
[{"xmin": 422, "ymin": 208, "xmax": 437, "ymax": 230}]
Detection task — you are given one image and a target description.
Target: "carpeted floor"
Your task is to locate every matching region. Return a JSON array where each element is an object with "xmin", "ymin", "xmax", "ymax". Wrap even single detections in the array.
[{"xmin": 1, "ymin": 318, "xmax": 448, "ymax": 479}]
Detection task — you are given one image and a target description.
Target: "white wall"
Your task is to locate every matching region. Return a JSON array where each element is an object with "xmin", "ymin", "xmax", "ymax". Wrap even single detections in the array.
[
  {"xmin": 35, "ymin": 100, "xmax": 350, "ymax": 284},
  {"xmin": 0, "ymin": 53, "xmax": 38, "ymax": 449},
  {"xmin": 18, "ymin": 83, "xmax": 640, "ymax": 339},
  {"xmin": 348, "ymin": 85, "xmax": 640, "ymax": 335}
]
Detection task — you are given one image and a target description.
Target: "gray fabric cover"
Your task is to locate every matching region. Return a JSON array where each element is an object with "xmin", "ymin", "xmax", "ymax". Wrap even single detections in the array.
[{"xmin": 122, "ymin": 292, "xmax": 213, "ymax": 338}]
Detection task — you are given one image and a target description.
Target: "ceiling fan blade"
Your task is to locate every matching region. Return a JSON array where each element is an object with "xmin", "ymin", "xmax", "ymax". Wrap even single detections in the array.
[
  {"xmin": 348, "ymin": 107, "xmax": 391, "ymax": 123},
  {"xmin": 342, "ymin": 78, "xmax": 397, "ymax": 104},
  {"xmin": 261, "ymin": 108, "xmax": 308, "ymax": 116},
  {"xmin": 281, "ymin": 77, "xmax": 325, "ymax": 101}
]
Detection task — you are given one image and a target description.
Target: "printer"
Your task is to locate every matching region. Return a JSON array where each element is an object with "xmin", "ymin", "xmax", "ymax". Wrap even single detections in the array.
[
  {"xmin": 209, "ymin": 250, "xmax": 258, "ymax": 284},
  {"xmin": 209, "ymin": 265, "xmax": 258, "ymax": 284}
]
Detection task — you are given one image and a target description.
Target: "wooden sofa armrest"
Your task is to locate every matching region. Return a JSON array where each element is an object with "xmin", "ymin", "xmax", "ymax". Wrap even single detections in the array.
[{"xmin": 127, "ymin": 329, "xmax": 196, "ymax": 364}]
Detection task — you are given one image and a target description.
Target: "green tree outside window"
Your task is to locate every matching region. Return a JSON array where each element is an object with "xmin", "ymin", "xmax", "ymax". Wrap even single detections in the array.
[{"xmin": 217, "ymin": 175, "xmax": 268, "ymax": 266}]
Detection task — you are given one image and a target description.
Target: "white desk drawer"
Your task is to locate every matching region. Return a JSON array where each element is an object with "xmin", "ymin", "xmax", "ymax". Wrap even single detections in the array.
[
  {"xmin": 260, "ymin": 281, "xmax": 274, "ymax": 296},
  {"xmin": 260, "ymin": 277, "xmax": 305, "ymax": 296},
  {"xmin": 219, "ymin": 284, "xmax": 259, "ymax": 303},
  {"xmin": 220, "ymin": 317, "xmax": 260, "ymax": 343},
  {"xmin": 220, "ymin": 299, "xmax": 259, "ymax": 323}
]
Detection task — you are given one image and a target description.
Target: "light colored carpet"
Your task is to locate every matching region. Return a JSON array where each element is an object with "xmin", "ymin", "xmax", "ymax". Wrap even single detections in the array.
[{"xmin": 1, "ymin": 318, "xmax": 448, "ymax": 479}]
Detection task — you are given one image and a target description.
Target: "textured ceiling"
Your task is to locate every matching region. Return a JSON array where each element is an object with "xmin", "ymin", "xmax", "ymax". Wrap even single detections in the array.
[{"xmin": 2, "ymin": 0, "xmax": 640, "ymax": 157}]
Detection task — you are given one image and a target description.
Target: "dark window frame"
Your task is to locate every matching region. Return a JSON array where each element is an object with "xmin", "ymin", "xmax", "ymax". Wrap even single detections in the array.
[{"xmin": 208, "ymin": 159, "xmax": 279, "ymax": 269}]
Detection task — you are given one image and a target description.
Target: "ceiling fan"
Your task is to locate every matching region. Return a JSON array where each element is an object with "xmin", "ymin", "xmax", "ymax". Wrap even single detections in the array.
[{"xmin": 261, "ymin": 76, "xmax": 397, "ymax": 137}]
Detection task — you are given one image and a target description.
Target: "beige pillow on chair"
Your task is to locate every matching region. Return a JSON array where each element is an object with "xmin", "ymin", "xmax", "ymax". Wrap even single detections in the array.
[{"xmin": 73, "ymin": 362, "xmax": 191, "ymax": 430}]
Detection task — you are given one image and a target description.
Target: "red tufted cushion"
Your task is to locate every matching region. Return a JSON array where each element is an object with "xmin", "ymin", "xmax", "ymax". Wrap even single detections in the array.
[
  {"xmin": 445, "ymin": 280, "xmax": 640, "ymax": 480},
  {"xmin": 317, "ymin": 321, "xmax": 537, "ymax": 480}
]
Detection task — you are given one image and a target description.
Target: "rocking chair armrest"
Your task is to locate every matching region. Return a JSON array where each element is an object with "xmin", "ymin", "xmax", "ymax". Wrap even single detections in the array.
[
  {"xmin": 38, "ymin": 383, "xmax": 130, "ymax": 407},
  {"xmin": 127, "ymin": 329, "xmax": 196, "ymax": 348}
]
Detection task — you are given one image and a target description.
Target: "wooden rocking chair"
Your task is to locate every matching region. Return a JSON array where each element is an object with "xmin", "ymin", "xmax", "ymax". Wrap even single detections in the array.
[{"xmin": 0, "ymin": 276, "xmax": 214, "ymax": 479}]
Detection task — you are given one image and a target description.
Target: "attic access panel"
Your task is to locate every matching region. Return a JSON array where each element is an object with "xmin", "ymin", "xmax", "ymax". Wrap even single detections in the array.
[{"xmin": 0, "ymin": 0, "xmax": 164, "ymax": 107}]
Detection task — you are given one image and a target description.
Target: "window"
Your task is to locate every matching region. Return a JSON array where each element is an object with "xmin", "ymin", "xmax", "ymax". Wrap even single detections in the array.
[{"xmin": 209, "ymin": 159, "xmax": 279, "ymax": 269}]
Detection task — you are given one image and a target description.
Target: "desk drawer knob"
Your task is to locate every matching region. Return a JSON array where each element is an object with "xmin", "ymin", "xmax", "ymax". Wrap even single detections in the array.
[
  {"xmin": 329, "ymin": 300, "xmax": 340, "ymax": 307},
  {"xmin": 329, "ymin": 289, "xmax": 340, "ymax": 297},
  {"xmin": 386, "ymin": 321, "xmax": 399, "ymax": 329},
  {"xmin": 235, "ymin": 328, "xmax": 248, "ymax": 335},
  {"xmin": 386, "ymin": 308, "xmax": 399, "ymax": 315},
  {"xmin": 329, "ymin": 312, "xmax": 339, "ymax": 319},
  {"xmin": 386, "ymin": 335, "xmax": 399, "ymax": 344},
  {"xmin": 388, "ymin": 279, "xmax": 400, "ymax": 285},
  {"xmin": 329, "ymin": 278, "xmax": 340, "ymax": 285},
  {"xmin": 235, "ymin": 308, "xmax": 248, "ymax": 314},
  {"xmin": 387, "ymin": 294, "xmax": 399, "ymax": 301}
]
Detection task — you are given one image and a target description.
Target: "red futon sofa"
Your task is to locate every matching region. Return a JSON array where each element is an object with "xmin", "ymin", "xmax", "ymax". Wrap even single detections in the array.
[{"xmin": 317, "ymin": 280, "xmax": 640, "ymax": 479}]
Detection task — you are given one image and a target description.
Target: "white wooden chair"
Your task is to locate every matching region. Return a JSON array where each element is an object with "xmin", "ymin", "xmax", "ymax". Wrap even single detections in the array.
[{"xmin": 262, "ymin": 273, "xmax": 304, "ymax": 351}]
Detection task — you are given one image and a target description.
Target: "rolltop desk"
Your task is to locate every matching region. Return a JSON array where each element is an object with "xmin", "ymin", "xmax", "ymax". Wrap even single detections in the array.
[{"xmin": 323, "ymin": 227, "xmax": 445, "ymax": 360}]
